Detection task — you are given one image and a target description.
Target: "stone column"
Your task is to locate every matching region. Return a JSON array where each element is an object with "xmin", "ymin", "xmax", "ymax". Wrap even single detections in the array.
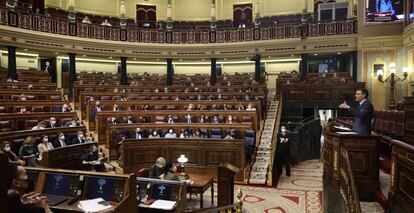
[
  {"xmin": 120, "ymin": 57, "xmax": 128, "ymax": 85},
  {"xmin": 300, "ymin": 53, "xmax": 308, "ymax": 81},
  {"xmin": 68, "ymin": 53, "xmax": 76, "ymax": 101},
  {"xmin": 7, "ymin": 46, "xmax": 17, "ymax": 80},
  {"xmin": 210, "ymin": 58, "xmax": 217, "ymax": 85},
  {"xmin": 166, "ymin": 58, "xmax": 173, "ymax": 85}
]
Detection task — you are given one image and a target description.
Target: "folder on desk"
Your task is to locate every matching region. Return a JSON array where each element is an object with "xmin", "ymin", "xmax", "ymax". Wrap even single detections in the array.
[
  {"xmin": 336, "ymin": 131, "xmax": 357, "ymax": 135},
  {"xmin": 78, "ymin": 198, "xmax": 114, "ymax": 213},
  {"xmin": 149, "ymin": 200, "xmax": 177, "ymax": 210}
]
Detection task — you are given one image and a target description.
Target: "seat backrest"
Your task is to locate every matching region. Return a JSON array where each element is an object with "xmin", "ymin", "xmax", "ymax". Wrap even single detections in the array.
[
  {"xmin": 11, "ymin": 139, "xmax": 24, "ymax": 154},
  {"xmin": 154, "ymin": 105, "xmax": 164, "ymax": 110},
  {"xmin": 24, "ymin": 120, "xmax": 40, "ymax": 130},
  {"xmin": 101, "ymin": 96, "xmax": 112, "ymax": 100},
  {"xmin": 210, "ymin": 128, "xmax": 222, "ymax": 138},
  {"xmin": 32, "ymin": 106, "xmax": 44, "ymax": 112},
  {"xmin": 166, "ymin": 105, "xmax": 176, "ymax": 110},
  {"xmin": 0, "ymin": 120, "xmax": 12, "ymax": 128},
  {"xmin": 136, "ymin": 168, "xmax": 150, "ymax": 177},
  {"xmin": 155, "ymin": 116, "xmax": 165, "ymax": 123},
  {"xmin": 50, "ymin": 95, "xmax": 62, "ymax": 100},
  {"xmin": 243, "ymin": 116, "xmax": 253, "ymax": 123},
  {"xmin": 394, "ymin": 111, "xmax": 405, "ymax": 135}
]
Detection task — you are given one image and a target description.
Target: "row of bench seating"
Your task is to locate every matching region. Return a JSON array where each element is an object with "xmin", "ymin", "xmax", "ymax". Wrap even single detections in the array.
[{"xmin": 373, "ymin": 110, "xmax": 405, "ymax": 138}]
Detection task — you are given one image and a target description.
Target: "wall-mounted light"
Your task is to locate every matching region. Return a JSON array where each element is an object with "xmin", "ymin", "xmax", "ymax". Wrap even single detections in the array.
[{"xmin": 377, "ymin": 62, "xmax": 409, "ymax": 109}]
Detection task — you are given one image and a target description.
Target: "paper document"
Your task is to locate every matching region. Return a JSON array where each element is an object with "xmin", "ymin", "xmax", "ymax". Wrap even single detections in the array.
[
  {"xmin": 149, "ymin": 200, "xmax": 177, "ymax": 210},
  {"xmin": 334, "ymin": 126, "xmax": 351, "ymax": 131},
  {"xmin": 78, "ymin": 198, "xmax": 113, "ymax": 213},
  {"xmin": 336, "ymin": 131, "xmax": 357, "ymax": 135}
]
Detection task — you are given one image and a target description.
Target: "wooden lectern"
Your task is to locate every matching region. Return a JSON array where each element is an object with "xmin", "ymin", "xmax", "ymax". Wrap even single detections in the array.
[
  {"xmin": 217, "ymin": 163, "xmax": 240, "ymax": 206},
  {"xmin": 323, "ymin": 125, "xmax": 380, "ymax": 201}
]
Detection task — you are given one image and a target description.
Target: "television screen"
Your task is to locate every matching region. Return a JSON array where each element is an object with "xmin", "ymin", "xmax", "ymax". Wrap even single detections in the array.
[
  {"xmin": 83, "ymin": 176, "xmax": 125, "ymax": 202},
  {"xmin": 366, "ymin": 0, "xmax": 404, "ymax": 23},
  {"xmin": 318, "ymin": 64, "xmax": 329, "ymax": 73},
  {"xmin": 43, "ymin": 173, "xmax": 79, "ymax": 197}
]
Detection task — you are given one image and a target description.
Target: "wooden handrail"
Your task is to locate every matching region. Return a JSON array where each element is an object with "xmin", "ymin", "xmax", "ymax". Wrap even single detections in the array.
[{"xmin": 339, "ymin": 148, "xmax": 362, "ymax": 213}]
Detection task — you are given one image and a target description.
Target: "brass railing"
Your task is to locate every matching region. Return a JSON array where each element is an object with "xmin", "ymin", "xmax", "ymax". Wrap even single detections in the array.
[
  {"xmin": 339, "ymin": 148, "xmax": 362, "ymax": 213},
  {"xmin": 0, "ymin": 7, "xmax": 357, "ymax": 44}
]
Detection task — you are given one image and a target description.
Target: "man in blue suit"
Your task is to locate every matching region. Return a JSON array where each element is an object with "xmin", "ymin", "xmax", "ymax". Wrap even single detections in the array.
[{"xmin": 339, "ymin": 88, "xmax": 374, "ymax": 135}]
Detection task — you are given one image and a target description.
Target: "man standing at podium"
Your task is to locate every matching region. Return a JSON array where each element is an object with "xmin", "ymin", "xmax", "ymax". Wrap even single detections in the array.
[{"xmin": 339, "ymin": 88, "xmax": 374, "ymax": 135}]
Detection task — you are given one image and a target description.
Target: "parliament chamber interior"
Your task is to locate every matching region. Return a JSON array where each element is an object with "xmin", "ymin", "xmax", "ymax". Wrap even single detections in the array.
[{"xmin": 0, "ymin": 0, "xmax": 414, "ymax": 212}]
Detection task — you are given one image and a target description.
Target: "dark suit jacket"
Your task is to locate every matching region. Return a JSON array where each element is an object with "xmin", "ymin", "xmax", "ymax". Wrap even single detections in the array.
[
  {"xmin": 349, "ymin": 99, "xmax": 374, "ymax": 135},
  {"xmin": 92, "ymin": 106, "xmax": 104, "ymax": 118},
  {"xmin": 52, "ymin": 139, "xmax": 67, "ymax": 148},
  {"xmin": 54, "ymin": 107, "xmax": 71, "ymax": 113},
  {"xmin": 46, "ymin": 123, "xmax": 61, "ymax": 128},
  {"xmin": 71, "ymin": 137, "xmax": 86, "ymax": 145}
]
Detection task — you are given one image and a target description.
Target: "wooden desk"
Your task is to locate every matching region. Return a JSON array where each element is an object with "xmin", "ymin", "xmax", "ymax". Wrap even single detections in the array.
[
  {"xmin": 85, "ymin": 100, "xmax": 263, "ymax": 130},
  {"xmin": 79, "ymin": 91, "xmax": 266, "ymax": 114},
  {"xmin": 0, "ymin": 100, "xmax": 70, "ymax": 113},
  {"xmin": 106, "ymin": 123, "xmax": 253, "ymax": 159},
  {"xmin": 0, "ymin": 112, "xmax": 77, "ymax": 131},
  {"xmin": 97, "ymin": 110, "xmax": 258, "ymax": 143},
  {"xmin": 40, "ymin": 142, "xmax": 97, "ymax": 170},
  {"xmin": 323, "ymin": 126, "xmax": 380, "ymax": 200},
  {"xmin": 187, "ymin": 174, "xmax": 214, "ymax": 208},
  {"xmin": 122, "ymin": 138, "xmax": 245, "ymax": 182},
  {"xmin": 24, "ymin": 167, "xmax": 136, "ymax": 213}
]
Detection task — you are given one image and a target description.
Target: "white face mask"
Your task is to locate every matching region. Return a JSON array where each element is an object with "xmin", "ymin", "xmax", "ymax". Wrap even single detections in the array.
[
  {"xmin": 79, "ymin": 134, "xmax": 84, "ymax": 138},
  {"xmin": 169, "ymin": 130, "xmax": 173, "ymax": 133},
  {"xmin": 281, "ymin": 128, "xmax": 286, "ymax": 133},
  {"xmin": 21, "ymin": 108, "xmax": 26, "ymax": 112},
  {"xmin": 60, "ymin": 136, "xmax": 65, "ymax": 140},
  {"xmin": 51, "ymin": 121, "xmax": 56, "ymax": 125},
  {"xmin": 4, "ymin": 146, "xmax": 11, "ymax": 152}
]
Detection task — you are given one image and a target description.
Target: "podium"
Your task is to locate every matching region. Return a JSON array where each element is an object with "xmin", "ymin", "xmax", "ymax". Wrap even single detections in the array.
[
  {"xmin": 323, "ymin": 126, "xmax": 380, "ymax": 201},
  {"xmin": 217, "ymin": 163, "xmax": 240, "ymax": 206}
]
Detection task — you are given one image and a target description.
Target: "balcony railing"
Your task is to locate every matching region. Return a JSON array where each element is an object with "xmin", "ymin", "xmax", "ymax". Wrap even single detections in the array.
[{"xmin": 0, "ymin": 7, "xmax": 357, "ymax": 44}]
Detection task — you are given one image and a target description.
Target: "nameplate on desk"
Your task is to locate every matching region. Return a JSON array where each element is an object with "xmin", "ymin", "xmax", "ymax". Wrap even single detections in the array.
[
  {"xmin": 334, "ymin": 126, "xmax": 351, "ymax": 131},
  {"xmin": 336, "ymin": 131, "xmax": 357, "ymax": 135}
]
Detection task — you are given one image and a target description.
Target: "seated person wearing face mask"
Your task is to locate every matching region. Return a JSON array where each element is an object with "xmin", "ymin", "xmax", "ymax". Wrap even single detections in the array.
[
  {"xmin": 52, "ymin": 132, "xmax": 68, "ymax": 148},
  {"xmin": 164, "ymin": 128, "xmax": 177, "ymax": 139},
  {"xmin": 7, "ymin": 164, "xmax": 52, "ymax": 213},
  {"xmin": 46, "ymin": 117, "xmax": 60, "ymax": 128},
  {"xmin": 134, "ymin": 128, "xmax": 146, "ymax": 139},
  {"xmin": 2, "ymin": 141, "xmax": 25, "ymax": 166},
  {"xmin": 149, "ymin": 157, "xmax": 166, "ymax": 179},
  {"xmin": 71, "ymin": 131, "xmax": 86, "ymax": 144},
  {"xmin": 149, "ymin": 130, "xmax": 161, "ymax": 138},
  {"xmin": 37, "ymin": 135, "xmax": 53, "ymax": 160}
]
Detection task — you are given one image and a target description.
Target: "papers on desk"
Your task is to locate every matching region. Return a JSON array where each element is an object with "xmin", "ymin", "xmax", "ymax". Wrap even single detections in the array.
[
  {"xmin": 78, "ymin": 198, "xmax": 114, "ymax": 213},
  {"xmin": 141, "ymin": 200, "xmax": 177, "ymax": 210},
  {"xmin": 334, "ymin": 126, "xmax": 351, "ymax": 131},
  {"xmin": 336, "ymin": 131, "xmax": 357, "ymax": 135}
]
